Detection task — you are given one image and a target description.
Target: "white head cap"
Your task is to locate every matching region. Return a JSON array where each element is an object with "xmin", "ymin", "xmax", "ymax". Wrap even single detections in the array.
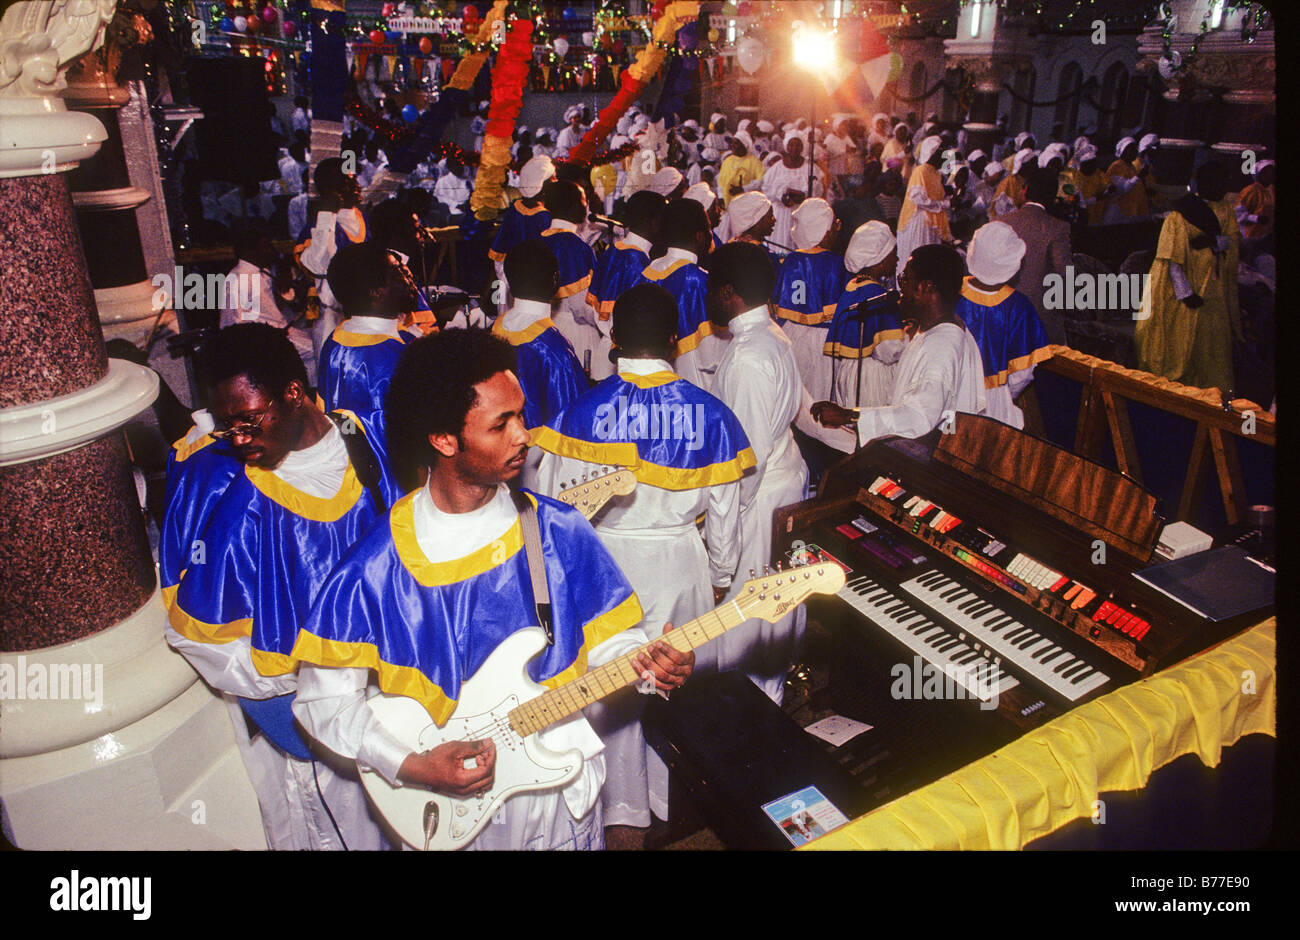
[
  {"xmin": 727, "ymin": 191, "xmax": 773, "ymax": 234},
  {"xmin": 1138, "ymin": 133, "xmax": 1160, "ymax": 153},
  {"xmin": 873, "ymin": 112, "xmax": 889, "ymax": 129},
  {"xmin": 968, "ymin": 221, "xmax": 1027, "ymax": 286},
  {"xmin": 1012, "ymin": 148, "xmax": 1037, "ymax": 174},
  {"xmin": 966, "ymin": 149, "xmax": 987, "ymax": 164},
  {"xmin": 683, "ymin": 119, "xmax": 700, "ymax": 130},
  {"xmin": 649, "ymin": 167, "xmax": 684, "ymax": 196},
  {"xmin": 564, "ymin": 104, "xmax": 585, "ymax": 123},
  {"xmin": 737, "ymin": 118, "xmax": 752, "ymax": 134},
  {"xmin": 518, "ymin": 155, "xmax": 556, "ymax": 197},
  {"xmin": 1014, "ymin": 131, "xmax": 1033, "ymax": 149},
  {"xmin": 685, "ymin": 182, "xmax": 717, "ymax": 209},
  {"xmin": 1037, "ymin": 144, "xmax": 1066, "ymax": 168},
  {"xmin": 1254, "ymin": 159, "xmax": 1275, "ymax": 177},
  {"xmin": 756, "ymin": 119, "xmax": 775, "ymax": 134},
  {"xmin": 983, "ymin": 160, "xmax": 1006, "ymax": 180},
  {"xmin": 700, "ymin": 146, "xmax": 721, "ymax": 163},
  {"xmin": 1076, "ymin": 143, "xmax": 1099, "ymax": 164},
  {"xmin": 733, "ymin": 129, "xmax": 754, "ymax": 152},
  {"xmin": 784, "ymin": 129, "xmax": 806, "ymax": 149},
  {"xmin": 792, "ymin": 198, "xmax": 835, "ymax": 250},
  {"xmin": 1073, "ymin": 135, "xmax": 1091, "ymax": 154},
  {"xmin": 710, "ymin": 111, "xmax": 724, "ymax": 127},
  {"xmin": 1116, "ymin": 136, "xmax": 1137, "ymax": 158},
  {"xmin": 918, "ymin": 136, "xmax": 943, "ymax": 165},
  {"xmin": 844, "ymin": 220, "xmax": 895, "ymax": 273}
]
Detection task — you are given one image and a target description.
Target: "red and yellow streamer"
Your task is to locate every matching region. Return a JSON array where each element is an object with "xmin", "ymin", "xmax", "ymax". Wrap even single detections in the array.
[
  {"xmin": 446, "ymin": 0, "xmax": 508, "ymax": 92},
  {"xmin": 470, "ymin": 16, "xmax": 534, "ymax": 219}
]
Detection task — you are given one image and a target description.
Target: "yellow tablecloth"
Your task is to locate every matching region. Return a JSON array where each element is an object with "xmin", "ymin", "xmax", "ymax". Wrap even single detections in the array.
[{"xmin": 801, "ymin": 619, "xmax": 1275, "ymax": 850}]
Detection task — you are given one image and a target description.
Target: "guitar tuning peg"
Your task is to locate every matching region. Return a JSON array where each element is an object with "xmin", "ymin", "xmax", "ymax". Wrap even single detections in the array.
[
  {"xmin": 776, "ymin": 560, "xmax": 784, "ymax": 571},
  {"xmin": 749, "ymin": 568, "xmax": 756, "ymax": 578},
  {"xmin": 581, "ymin": 473, "xmax": 588, "ymax": 482},
  {"xmin": 763, "ymin": 565, "xmax": 771, "ymax": 575},
  {"xmin": 570, "ymin": 479, "xmax": 577, "ymax": 487}
]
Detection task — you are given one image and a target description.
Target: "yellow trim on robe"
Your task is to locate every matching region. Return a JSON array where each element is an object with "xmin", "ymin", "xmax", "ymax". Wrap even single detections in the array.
[
  {"xmin": 539, "ymin": 592, "xmax": 644, "ymax": 692},
  {"xmin": 587, "ymin": 292, "xmax": 618, "ymax": 319},
  {"xmin": 389, "ymin": 490, "xmax": 526, "ymax": 587},
  {"xmin": 244, "ymin": 461, "xmax": 365, "ymax": 524},
  {"xmin": 168, "ymin": 599, "xmax": 253, "ymax": 645},
  {"xmin": 343, "ymin": 215, "xmax": 367, "ymax": 243},
  {"xmin": 329, "ymin": 327, "xmax": 406, "ymax": 348},
  {"xmin": 488, "ymin": 247, "xmax": 507, "ymax": 262},
  {"xmin": 983, "ymin": 346, "xmax": 1053, "ymax": 389},
  {"xmin": 960, "ymin": 279, "xmax": 1016, "ymax": 306},
  {"xmin": 823, "ymin": 329, "xmax": 906, "ymax": 359},
  {"xmin": 249, "ymin": 648, "xmax": 296, "ymax": 677},
  {"xmin": 845, "ymin": 276, "xmax": 881, "ymax": 292},
  {"xmin": 290, "ymin": 630, "xmax": 459, "ymax": 726},
  {"xmin": 776, "ymin": 302, "xmax": 838, "ymax": 326},
  {"xmin": 516, "ymin": 200, "xmax": 547, "ymax": 216},
  {"xmin": 161, "ymin": 581, "xmax": 181, "ymax": 612},
  {"xmin": 171, "ymin": 431, "xmax": 217, "ymax": 463},
  {"xmin": 641, "ymin": 259, "xmax": 692, "ymax": 282},
  {"xmin": 491, "ymin": 315, "xmax": 556, "ymax": 346},
  {"xmin": 619, "ymin": 370, "xmax": 681, "ymax": 389},
  {"xmin": 531, "ymin": 426, "xmax": 757, "ymax": 491},
  {"xmin": 555, "ymin": 272, "xmax": 593, "ymax": 299},
  {"xmin": 673, "ymin": 319, "xmax": 720, "ymax": 356}
]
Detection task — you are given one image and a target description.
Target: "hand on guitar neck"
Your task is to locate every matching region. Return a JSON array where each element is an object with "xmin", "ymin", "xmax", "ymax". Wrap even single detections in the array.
[{"xmin": 392, "ymin": 624, "xmax": 691, "ymax": 799}]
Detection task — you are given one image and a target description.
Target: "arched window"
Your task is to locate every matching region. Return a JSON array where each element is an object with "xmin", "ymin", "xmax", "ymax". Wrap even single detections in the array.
[
  {"xmin": 1099, "ymin": 62, "xmax": 1129, "ymax": 139},
  {"xmin": 1053, "ymin": 62, "xmax": 1083, "ymax": 137},
  {"xmin": 1010, "ymin": 66, "xmax": 1035, "ymax": 134}
]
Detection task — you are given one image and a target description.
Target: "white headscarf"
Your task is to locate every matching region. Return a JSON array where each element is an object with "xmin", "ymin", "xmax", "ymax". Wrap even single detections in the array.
[
  {"xmin": 649, "ymin": 167, "xmax": 684, "ymax": 196},
  {"xmin": 983, "ymin": 161, "xmax": 1006, "ymax": 180},
  {"xmin": 518, "ymin": 155, "xmax": 555, "ymax": 197},
  {"xmin": 737, "ymin": 118, "xmax": 752, "ymax": 134},
  {"xmin": 917, "ymin": 136, "xmax": 943, "ymax": 166},
  {"xmin": 1115, "ymin": 136, "xmax": 1137, "ymax": 158},
  {"xmin": 756, "ymin": 119, "xmax": 775, "ymax": 134},
  {"xmin": 733, "ymin": 129, "xmax": 754, "ymax": 152},
  {"xmin": 873, "ymin": 112, "xmax": 890, "ymax": 130},
  {"xmin": 1012, "ymin": 148, "xmax": 1037, "ymax": 174},
  {"xmin": 1037, "ymin": 143, "xmax": 1067, "ymax": 168},
  {"xmin": 784, "ymin": 129, "xmax": 806, "ymax": 150},
  {"xmin": 564, "ymin": 104, "xmax": 585, "ymax": 123},
  {"xmin": 1014, "ymin": 131, "xmax": 1034, "ymax": 149},
  {"xmin": 1254, "ymin": 159, "xmax": 1275, "ymax": 178},
  {"xmin": 966, "ymin": 149, "xmax": 987, "ymax": 164},
  {"xmin": 709, "ymin": 111, "xmax": 725, "ymax": 129},
  {"xmin": 700, "ymin": 146, "xmax": 721, "ymax": 163},
  {"xmin": 967, "ymin": 221, "xmax": 1027, "ymax": 286},
  {"xmin": 844, "ymin": 220, "xmax": 895, "ymax": 273},
  {"xmin": 1138, "ymin": 133, "xmax": 1160, "ymax": 153},
  {"xmin": 1076, "ymin": 143, "xmax": 1099, "ymax": 165},
  {"xmin": 792, "ymin": 198, "xmax": 835, "ymax": 250},
  {"xmin": 727, "ymin": 191, "xmax": 773, "ymax": 234},
  {"xmin": 684, "ymin": 182, "xmax": 717, "ymax": 209}
]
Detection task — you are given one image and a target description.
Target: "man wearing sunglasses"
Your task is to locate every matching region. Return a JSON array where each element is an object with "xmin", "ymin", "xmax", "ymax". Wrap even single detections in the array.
[{"xmin": 165, "ymin": 323, "xmax": 399, "ymax": 850}]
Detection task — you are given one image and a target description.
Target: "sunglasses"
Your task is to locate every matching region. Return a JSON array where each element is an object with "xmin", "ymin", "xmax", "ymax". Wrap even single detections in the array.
[{"xmin": 211, "ymin": 409, "xmax": 270, "ymax": 442}]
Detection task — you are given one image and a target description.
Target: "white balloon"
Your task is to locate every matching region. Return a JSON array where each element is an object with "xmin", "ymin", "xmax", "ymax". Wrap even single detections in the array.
[
  {"xmin": 582, "ymin": 31, "xmax": 595, "ymax": 46},
  {"xmin": 233, "ymin": 15, "xmax": 247, "ymax": 33},
  {"xmin": 553, "ymin": 37, "xmax": 570, "ymax": 56},
  {"xmin": 736, "ymin": 36, "xmax": 764, "ymax": 74}
]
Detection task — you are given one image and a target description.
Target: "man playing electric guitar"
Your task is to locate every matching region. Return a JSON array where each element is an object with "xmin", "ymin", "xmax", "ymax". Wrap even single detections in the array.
[{"xmin": 290, "ymin": 329, "xmax": 693, "ymax": 850}]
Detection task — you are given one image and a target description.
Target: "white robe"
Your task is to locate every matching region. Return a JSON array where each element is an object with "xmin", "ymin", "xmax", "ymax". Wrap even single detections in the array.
[
  {"xmin": 294, "ymin": 484, "xmax": 648, "ymax": 850},
  {"xmin": 761, "ymin": 161, "xmax": 824, "ymax": 254},
  {"xmin": 709, "ymin": 306, "xmax": 810, "ymax": 704},
  {"xmin": 535, "ymin": 359, "xmax": 743, "ymax": 828},
  {"xmin": 854, "ymin": 321, "xmax": 988, "ymax": 446},
  {"xmin": 300, "ymin": 208, "xmax": 366, "ymax": 361},
  {"xmin": 830, "ymin": 337, "xmax": 907, "ymax": 412},
  {"xmin": 646, "ymin": 248, "xmax": 729, "ymax": 394},
  {"xmin": 895, "ymin": 182, "xmax": 949, "ymax": 276},
  {"xmin": 547, "ymin": 218, "xmax": 611, "ymax": 381}
]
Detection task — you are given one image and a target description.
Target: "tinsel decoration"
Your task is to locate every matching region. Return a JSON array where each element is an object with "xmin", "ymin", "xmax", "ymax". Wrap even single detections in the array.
[
  {"xmin": 565, "ymin": 0, "xmax": 699, "ymax": 165},
  {"xmin": 469, "ymin": 16, "xmax": 534, "ymax": 220},
  {"xmin": 447, "ymin": 0, "xmax": 509, "ymax": 90}
]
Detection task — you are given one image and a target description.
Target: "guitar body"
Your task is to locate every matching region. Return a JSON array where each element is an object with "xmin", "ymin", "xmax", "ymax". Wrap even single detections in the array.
[{"xmin": 360, "ymin": 628, "xmax": 584, "ymax": 850}]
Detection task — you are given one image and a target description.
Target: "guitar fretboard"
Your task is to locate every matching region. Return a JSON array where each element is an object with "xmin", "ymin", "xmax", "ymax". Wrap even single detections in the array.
[{"xmin": 507, "ymin": 591, "xmax": 765, "ymax": 738}]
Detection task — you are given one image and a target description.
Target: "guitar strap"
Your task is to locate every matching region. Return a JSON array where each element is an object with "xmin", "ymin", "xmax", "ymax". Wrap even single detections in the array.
[
  {"xmin": 510, "ymin": 487, "xmax": 554, "ymax": 646},
  {"xmin": 327, "ymin": 410, "xmax": 388, "ymax": 514}
]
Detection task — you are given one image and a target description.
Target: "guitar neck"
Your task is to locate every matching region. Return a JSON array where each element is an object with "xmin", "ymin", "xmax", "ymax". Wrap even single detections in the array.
[{"xmin": 507, "ymin": 594, "xmax": 754, "ymax": 738}]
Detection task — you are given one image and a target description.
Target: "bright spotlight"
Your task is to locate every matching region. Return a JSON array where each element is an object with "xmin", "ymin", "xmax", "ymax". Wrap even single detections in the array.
[{"xmin": 792, "ymin": 26, "xmax": 835, "ymax": 71}]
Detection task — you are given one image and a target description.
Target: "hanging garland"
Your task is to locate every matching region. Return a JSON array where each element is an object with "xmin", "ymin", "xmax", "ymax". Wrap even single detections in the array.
[
  {"xmin": 565, "ymin": 0, "xmax": 699, "ymax": 166},
  {"xmin": 469, "ymin": 15, "xmax": 534, "ymax": 220}
]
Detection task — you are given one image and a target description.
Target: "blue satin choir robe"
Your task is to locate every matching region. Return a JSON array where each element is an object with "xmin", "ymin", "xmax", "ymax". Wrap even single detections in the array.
[
  {"xmin": 773, "ymin": 247, "xmax": 848, "ymax": 401},
  {"xmin": 823, "ymin": 276, "xmax": 906, "ymax": 409},
  {"xmin": 165, "ymin": 444, "xmax": 390, "ymax": 850},
  {"xmin": 290, "ymin": 488, "xmax": 645, "ymax": 850},
  {"xmin": 640, "ymin": 253, "xmax": 728, "ymax": 393},
  {"xmin": 586, "ymin": 237, "xmax": 651, "ymax": 323},
  {"xmin": 541, "ymin": 226, "xmax": 601, "ymax": 375},
  {"xmin": 488, "ymin": 199, "xmax": 551, "ymax": 265},
  {"xmin": 533, "ymin": 365, "xmax": 755, "ymax": 827},
  {"xmin": 954, "ymin": 278, "xmax": 1052, "ymax": 429}
]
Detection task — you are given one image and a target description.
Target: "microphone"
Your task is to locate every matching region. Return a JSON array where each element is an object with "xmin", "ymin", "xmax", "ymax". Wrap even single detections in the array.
[
  {"xmin": 840, "ymin": 289, "xmax": 900, "ymax": 317},
  {"xmin": 588, "ymin": 212, "xmax": 625, "ymax": 228}
]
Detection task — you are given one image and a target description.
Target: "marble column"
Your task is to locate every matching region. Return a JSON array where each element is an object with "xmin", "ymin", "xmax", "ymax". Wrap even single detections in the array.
[{"xmin": 0, "ymin": 0, "xmax": 263, "ymax": 850}]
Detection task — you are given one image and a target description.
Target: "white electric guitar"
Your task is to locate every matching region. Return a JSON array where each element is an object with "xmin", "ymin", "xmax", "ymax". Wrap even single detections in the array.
[
  {"xmin": 361, "ymin": 558, "xmax": 847, "ymax": 850},
  {"xmin": 553, "ymin": 467, "xmax": 636, "ymax": 517}
]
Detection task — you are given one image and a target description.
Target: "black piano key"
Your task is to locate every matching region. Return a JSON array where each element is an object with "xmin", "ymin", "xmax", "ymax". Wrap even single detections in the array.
[
  {"xmin": 1053, "ymin": 656, "xmax": 1079, "ymax": 674},
  {"xmin": 1039, "ymin": 649, "xmax": 1066, "ymax": 666},
  {"xmin": 1069, "ymin": 665, "xmax": 1096, "ymax": 685},
  {"xmin": 1016, "ymin": 632, "xmax": 1045, "ymax": 650},
  {"xmin": 1060, "ymin": 661, "xmax": 1089, "ymax": 680},
  {"xmin": 1002, "ymin": 625, "xmax": 1030, "ymax": 643},
  {"xmin": 940, "ymin": 586, "xmax": 966, "ymax": 601}
]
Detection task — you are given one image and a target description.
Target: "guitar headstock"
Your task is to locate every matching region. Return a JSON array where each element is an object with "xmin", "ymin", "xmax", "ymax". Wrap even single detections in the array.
[
  {"xmin": 733, "ymin": 554, "xmax": 847, "ymax": 623},
  {"xmin": 556, "ymin": 467, "xmax": 637, "ymax": 519}
]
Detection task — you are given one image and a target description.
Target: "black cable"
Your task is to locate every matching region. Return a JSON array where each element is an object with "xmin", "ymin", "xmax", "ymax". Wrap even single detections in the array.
[{"xmin": 311, "ymin": 758, "xmax": 350, "ymax": 851}]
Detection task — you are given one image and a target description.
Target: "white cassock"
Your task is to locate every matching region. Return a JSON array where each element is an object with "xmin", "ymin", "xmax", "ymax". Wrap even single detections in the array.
[
  {"xmin": 829, "ymin": 337, "xmax": 907, "ymax": 412},
  {"xmin": 853, "ymin": 321, "xmax": 988, "ymax": 446},
  {"xmin": 165, "ymin": 432, "xmax": 389, "ymax": 851},
  {"xmin": 294, "ymin": 484, "xmax": 649, "ymax": 850},
  {"xmin": 710, "ymin": 306, "xmax": 810, "ymax": 703},
  {"xmin": 300, "ymin": 207, "xmax": 366, "ymax": 362},
  {"xmin": 536, "ymin": 358, "xmax": 743, "ymax": 828},
  {"xmin": 761, "ymin": 162, "xmax": 824, "ymax": 254},
  {"xmin": 895, "ymin": 184, "xmax": 948, "ymax": 277},
  {"xmin": 546, "ymin": 218, "xmax": 613, "ymax": 381},
  {"xmin": 555, "ymin": 124, "xmax": 587, "ymax": 161}
]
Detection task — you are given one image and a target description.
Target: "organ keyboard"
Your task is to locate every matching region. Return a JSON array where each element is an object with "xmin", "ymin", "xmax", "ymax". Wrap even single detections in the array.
[{"xmin": 773, "ymin": 415, "xmax": 1270, "ymax": 788}]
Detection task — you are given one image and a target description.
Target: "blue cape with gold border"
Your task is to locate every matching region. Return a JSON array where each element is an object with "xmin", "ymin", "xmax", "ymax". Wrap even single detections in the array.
[
  {"xmin": 491, "ymin": 316, "xmax": 589, "ymax": 431},
  {"xmin": 638, "ymin": 259, "xmax": 718, "ymax": 358},
  {"xmin": 488, "ymin": 200, "xmax": 551, "ymax": 263},
  {"xmin": 290, "ymin": 490, "xmax": 643, "ymax": 725},
  {"xmin": 824, "ymin": 276, "xmax": 904, "ymax": 359},
  {"xmin": 533, "ymin": 371, "xmax": 756, "ymax": 490},
  {"xmin": 540, "ymin": 228, "xmax": 595, "ymax": 300},
  {"xmin": 955, "ymin": 279, "xmax": 1052, "ymax": 388},
  {"xmin": 587, "ymin": 242, "xmax": 650, "ymax": 320},
  {"xmin": 774, "ymin": 247, "xmax": 848, "ymax": 328},
  {"xmin": 160, "ymin": 430, "xmax": 242, "ymax": 608}
]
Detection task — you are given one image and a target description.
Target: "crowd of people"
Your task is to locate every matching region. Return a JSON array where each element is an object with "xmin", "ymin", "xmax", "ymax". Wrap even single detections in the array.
[{"xmin": 167, "ymin": 96, "xmax": 1274, "ymax": 852}]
